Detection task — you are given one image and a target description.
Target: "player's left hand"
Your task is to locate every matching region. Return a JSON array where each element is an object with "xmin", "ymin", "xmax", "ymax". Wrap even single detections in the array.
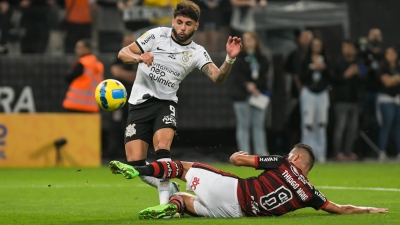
[
  {"xmin": 368, "ymin": 207, "xmax": 389, "ymax": 213},
  {"xmin": 226, "ymin": 36, "xmax": 242, "ymax": 59}
]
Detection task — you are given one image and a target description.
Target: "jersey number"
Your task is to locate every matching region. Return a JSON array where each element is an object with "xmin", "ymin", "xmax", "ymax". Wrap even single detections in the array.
[{"xmin": 260, "ymin": 186, "xmax": 293, "ymax": 210}]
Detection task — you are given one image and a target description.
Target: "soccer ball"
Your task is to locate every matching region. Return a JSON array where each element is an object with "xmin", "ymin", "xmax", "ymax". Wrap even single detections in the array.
[{"xmin": 95, "ymin": 79, "xmax": 127, "ymax": 111}]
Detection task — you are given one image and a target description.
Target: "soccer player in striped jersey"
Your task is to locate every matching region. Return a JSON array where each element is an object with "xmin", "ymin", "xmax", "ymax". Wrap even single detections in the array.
[{"xmin": 109, "ymin": 143, "xmax": 388, "ymax": 218}]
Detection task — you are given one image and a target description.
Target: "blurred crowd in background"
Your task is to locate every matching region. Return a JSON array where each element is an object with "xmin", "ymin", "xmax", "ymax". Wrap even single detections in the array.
[
  {"xmin": 0, "ymin": 0, "xmax": 247, "ymax": 54},
  {"xmin": 1, "ymin": 0, "xmax": 400, "ymax": 163}
]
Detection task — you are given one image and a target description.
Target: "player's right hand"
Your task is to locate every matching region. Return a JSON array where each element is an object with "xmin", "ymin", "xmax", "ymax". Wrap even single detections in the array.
[
  {"xmin": 230, "ymin": 151, "xmax": 249, "ymax": 158},
  {"xmin": 139, "ymin": 52, "xmax": 154, "ymax": 67}
]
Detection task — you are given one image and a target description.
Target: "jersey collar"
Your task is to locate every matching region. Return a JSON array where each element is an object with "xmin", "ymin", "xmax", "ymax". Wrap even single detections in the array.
[{"xmin": 171, "ymin": 35, "xmax": 192, "ymax": 46}]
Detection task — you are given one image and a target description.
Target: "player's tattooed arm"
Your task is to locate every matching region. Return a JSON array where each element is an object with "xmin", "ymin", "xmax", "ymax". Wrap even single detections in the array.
[
  {"xmin": 202, "ymin": 36, "xmax": 241, "ymax": 83},
  {"xmin": 202, "ymin": 62, "xmax": 233, "ymax": 84}
]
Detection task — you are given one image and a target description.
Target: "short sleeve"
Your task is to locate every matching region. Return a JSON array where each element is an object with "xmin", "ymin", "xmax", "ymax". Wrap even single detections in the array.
[
  {"xmin": 135, "ymin": 27, "xmax": 162, "ymax": 53},
  {"xmin": 195, "ymin": 49, "xmax": 213, "ymax": 71},
  {"xmin": 255, "ymin": 155, "xmax": 285, "ymax": 170},
  {"xmin": 308, "ymin": 189, "xmax": 329, "ymax": 210}
]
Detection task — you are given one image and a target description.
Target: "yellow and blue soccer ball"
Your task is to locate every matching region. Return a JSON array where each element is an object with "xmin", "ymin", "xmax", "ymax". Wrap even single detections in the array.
[{"xmin": 95, "ymin": 79, "xmax": 127, "ymax": 111}]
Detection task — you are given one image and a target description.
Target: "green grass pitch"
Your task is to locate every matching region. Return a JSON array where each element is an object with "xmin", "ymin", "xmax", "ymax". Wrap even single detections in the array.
[{"xmin": 0, "ymin": 163, "xmax": 399, "ymax": 225}]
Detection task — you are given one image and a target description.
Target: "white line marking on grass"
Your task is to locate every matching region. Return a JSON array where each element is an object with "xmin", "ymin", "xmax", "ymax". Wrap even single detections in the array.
[{"xmin": 318, "ymin": 186, "xmax": 400, "ymax": 192}]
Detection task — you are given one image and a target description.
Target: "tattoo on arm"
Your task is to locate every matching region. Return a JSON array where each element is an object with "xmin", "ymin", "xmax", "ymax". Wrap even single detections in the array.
[
  {"xmin": 217, "ymin": 61, "xmax": 233, "ymax": 83},
  {"xmin": 203, "ymin": 63, "xmax": 211, "ymax": 77},
  {"xmin": 202, "ymin": 61, "xmax": 233, "ymax": 83}
]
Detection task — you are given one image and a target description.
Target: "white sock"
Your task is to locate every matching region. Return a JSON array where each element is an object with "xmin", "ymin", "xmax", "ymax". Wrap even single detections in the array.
[
  {"xmin": 139, "ymin": 175, "xmax": 158, "ymax": 188},
  {"xmin": 157, "ymin": 157, "xmax": 171, "ymax": 204},
  {"xmin": 138, "ymin": 161, "xmax": 158, "ymax": 188}
]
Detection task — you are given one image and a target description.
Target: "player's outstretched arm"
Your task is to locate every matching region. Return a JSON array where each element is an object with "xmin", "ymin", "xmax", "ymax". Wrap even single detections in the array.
[
  {"xmin": 322, "ymin": 201, "xmax": 388, "ymax": 214},
  {"xmin": 118, "ymin": 42, "xmax": 154, "ymax": 67},
  {"xmin": 201, "ymin": 36, "xmax": 242, "ymax": 83},
  {"xmin": 229, "ymin": 151, "xmax": 257, "ymax": 168},
  {"xmin": 230, "ymin": 152, "xmax": 285, "ymax": 170}
]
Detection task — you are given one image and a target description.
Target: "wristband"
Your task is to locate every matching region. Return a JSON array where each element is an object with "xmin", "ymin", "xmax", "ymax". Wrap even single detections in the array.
[{"xmin": 225, "ymin": 54, "xmax": 236, "ymax": 64}]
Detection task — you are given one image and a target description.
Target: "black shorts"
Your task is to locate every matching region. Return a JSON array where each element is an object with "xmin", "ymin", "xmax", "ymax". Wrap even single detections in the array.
[{"xmin": 125, "ymin": 98, "xmax": 178, "ymax": 145}]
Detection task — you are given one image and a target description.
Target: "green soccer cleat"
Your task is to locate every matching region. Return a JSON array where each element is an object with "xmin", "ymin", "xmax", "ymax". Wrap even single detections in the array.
[
  {"xmin": 109, "ymin": 160, "xmax": 139, "ymax": 179},
  {"xmin": 138, "ymin": 203, "xmax": 178, "ymax": 219}
]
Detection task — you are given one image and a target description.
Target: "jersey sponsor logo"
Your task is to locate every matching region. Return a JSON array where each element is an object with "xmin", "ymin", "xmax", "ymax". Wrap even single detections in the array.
[
  {"xmin": 156, "ymin": 47, "xmax": 165, "ymax": 51},
  {"xmin": 168, "ymin": 53, "xmax": 177, "ymax": 60},
  {"xmin": 150, "ymin": 66, "xmax": 166, "ymax": 77},
  {"xmin": 191, "ymin": 177, "xmax": 200, "ymax": 190},
  {"xmin": 186, "ymin": 46, "xmax": 196, "ymax": 50},
  {"xmin": 125, "ymin": 123, "xmax": 136, "ymax": 137},
  {"xmin": 149, "ymin": 74, "xmax": 176, "ymax": 88},
  {"xmin": 160, "ymin": 33, "xmax": 168, "ymax": 38},
  {"xmin": 260, "ymin": 156, "xmax": 279, "ymax": 162},
  {"xmin": 162, "ymin": 115, "xmax": 176, "ymax": 126},
  {"xmin": 148, "ymin": 64, "xmax": 179, "ymax": 88},
  {"xmin": 180, "ymin": 51, "xmax": 192, "ymax": 66},
  {"xmin": 203, "ymin": 51, "xmax": 211, "ymax": 62},
  {"xmin": 314, "ymin": 190, "xmax": 327, "ymax": 202},
  {"xmin": 260, "ymin": 186, "xmax": 293, "ymax": 210},
  {"xmin": 152, "ymin": 62, "xmax": 180, "ymax": 77},
  {"xmin": 140, "ymin": 34, "xmax": 155, "ymax": 46}
]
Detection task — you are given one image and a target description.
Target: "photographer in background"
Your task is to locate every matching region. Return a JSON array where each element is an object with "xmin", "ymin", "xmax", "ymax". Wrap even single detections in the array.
[{"xmin": 359, "ymin": 28, "xmax": 384, "ymax": 146}]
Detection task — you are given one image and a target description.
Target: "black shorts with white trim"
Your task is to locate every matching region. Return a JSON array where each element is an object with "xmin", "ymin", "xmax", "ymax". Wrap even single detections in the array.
[{"xmin": 125, "ymin": 97, "xmax": 178, "ymax": 144}]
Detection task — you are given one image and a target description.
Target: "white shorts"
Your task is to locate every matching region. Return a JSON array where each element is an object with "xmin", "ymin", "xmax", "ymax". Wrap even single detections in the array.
[{"xmin": 185, "ymin": 163, "xmax": 243, "ymax": 218}]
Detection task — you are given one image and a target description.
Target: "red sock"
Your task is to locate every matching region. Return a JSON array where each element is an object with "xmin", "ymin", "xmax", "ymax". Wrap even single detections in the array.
[
  {"xmin": 169, "ymin": 194, "xmax": 185, "ymax": 213},
  {"xmin": 150, "ymin": 160, "xmax": 184, "ymax": 179}
]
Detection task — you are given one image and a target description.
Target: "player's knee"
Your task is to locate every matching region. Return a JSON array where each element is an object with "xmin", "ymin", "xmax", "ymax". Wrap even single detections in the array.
[{"xmin": 155, "ymin": 142, "xmax": 170, "ymax": 150}]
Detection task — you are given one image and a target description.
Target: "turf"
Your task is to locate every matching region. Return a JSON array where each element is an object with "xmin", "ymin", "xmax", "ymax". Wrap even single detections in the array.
[{"xmin": 0, "ymin": 163, "xmax": 399, "ymax": 225}]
